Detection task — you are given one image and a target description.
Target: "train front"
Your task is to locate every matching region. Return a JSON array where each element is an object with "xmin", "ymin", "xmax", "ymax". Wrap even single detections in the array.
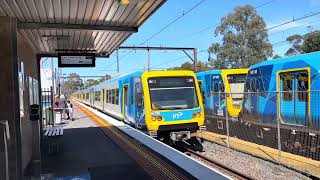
[{"xmin": 142, "ymin": 71, "xmax": 205, "ymax": 143}]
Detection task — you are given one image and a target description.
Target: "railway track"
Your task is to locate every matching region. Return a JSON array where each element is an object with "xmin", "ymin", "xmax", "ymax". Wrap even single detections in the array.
[{"xmin": 185, "ymin": 148, "xmax": 254, "ymax": 180}]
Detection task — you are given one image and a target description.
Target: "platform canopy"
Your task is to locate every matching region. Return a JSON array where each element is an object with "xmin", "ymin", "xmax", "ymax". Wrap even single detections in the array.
[{"xmin": 0, "ymin": 0, "xmax": 166, "ymax": 57}]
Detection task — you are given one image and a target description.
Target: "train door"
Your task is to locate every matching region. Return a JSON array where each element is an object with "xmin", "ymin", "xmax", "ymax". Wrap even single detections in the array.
[
  {"xmin": 212, "ymin": 75, "xmax": 224, "ymax": 116},
  {"xmin": 102, "ymin": 89, "xmax": 105, "ymax": 110},
  {"xmin": 122, "ymin": 84, "xmax": 129, "ymax": 122},
  {"xmin": 279, "ymin": 70, "xmax": 309, "ymax": 126},
  {"xmin": 248, "ymin": 78, "xmax": 259, "ymax": 121},
  {"xmin": 134, "ymin": 78, "xmax": 144, "ymax": 127},
  {"xmin": 89, "ymin": 88, "xmax": 94, "ymax": 106}
]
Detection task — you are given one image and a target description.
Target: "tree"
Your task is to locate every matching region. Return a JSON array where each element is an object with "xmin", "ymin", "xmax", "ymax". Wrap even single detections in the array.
[
  {"xmin": 272, "ymin": 54, "xmax": 282, "ymax": 59},
  {"xmin": 99, "ymin": 74, "xmax": 112, "ymax": 82},
  {"xmin": 301, "ymin": 31, "xmax": 320, "ymax": 53},
  {"xmin": 285, "ymin": 34, "xmax": 303, "ymax": 56},
  {"xmin": 168, "ymin": 61, "xmax": 211, "ymax": 72},
  {"xmin": 208, "ymin": 5, "xmax": 272, "ymax": 69},
  {"xmin": 285, "ymin": 31, "xmax": 320, "ymax": 56},
  {"xmin": 62, "ymin": 73, "xmax": 83, "ymax": 95},
  {"xmin": 85, "ymin": 79, "xmax": 101, "ymax": 87}
]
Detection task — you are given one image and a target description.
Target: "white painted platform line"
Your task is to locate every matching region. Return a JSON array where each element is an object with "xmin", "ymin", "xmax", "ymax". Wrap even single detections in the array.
[{"xmin": 76, "ymin": 101, "xmax": 231, "ymax": 180}]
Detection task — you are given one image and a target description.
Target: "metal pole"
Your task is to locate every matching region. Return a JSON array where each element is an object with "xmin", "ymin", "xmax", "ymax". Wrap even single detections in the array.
[
  {"xmin": 50, "ymin": 86, "xmax": 54, "ymax": 127},
  {"xmin": 225, "ymin": 92, "xmax": 230, "ymax": 148},
  {"xmin": 0, "ymin": 120, "xmax": 10, "ymax": 180},
  {"xmin": 193, "ymin": 48, "xmax": 198, "ymax": 72},
  {"xmin": 147, "ymin": 49, "xmax": 150, "ymax": 71},
  {"xmin": 116, "ymin": 49, "xmax": 119, "ymax": 73},
  {"xmin": 51, "ymin": 58, "xmax": 54, "ymax": 95},
  {"xmin": 276, "ymin": 91, "xmax": 282, "ymax": 163}
]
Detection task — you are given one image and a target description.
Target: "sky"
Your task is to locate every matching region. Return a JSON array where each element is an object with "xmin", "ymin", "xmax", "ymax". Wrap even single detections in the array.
[{"xmin": 42, "ymin": 0, "xmax": 320, "ymax": 79}]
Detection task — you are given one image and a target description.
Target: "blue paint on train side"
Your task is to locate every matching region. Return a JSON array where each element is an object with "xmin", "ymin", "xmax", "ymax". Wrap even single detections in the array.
[
  {"xmin": 241, "ymin": 51, "xmax": 320, "ymax": 130},
  {"xmin": 196, "ymin": 70, "xmax": 226, "ymax": 116}
]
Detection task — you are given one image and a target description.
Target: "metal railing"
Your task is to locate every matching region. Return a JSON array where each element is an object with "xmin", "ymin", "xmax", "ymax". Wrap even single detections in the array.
[
  {"xmin": 0, "ymin": 120, "xmax": 10, "ymax": 180},
  {"xmin": 200, "ymin": 91, "xmax": 320, "ymax": 177},
  {"xmin": 41, "ymin": 87, "xmax": 54, "ymax": 128}
]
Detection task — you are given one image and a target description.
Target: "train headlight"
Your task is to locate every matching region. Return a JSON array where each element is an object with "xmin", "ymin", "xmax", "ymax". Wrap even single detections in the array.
[
  {"xmin": 192, "ymin": 112, "xmax": 201, "ymax": 119},
  {"xmin": 233, "ymin": 105, "xmax": 240, "ymax": 109},
  {"xmin": 157, "ymin": 116, "xmax": 163, "ymax": 121},
  {"xmin": 152, "ymin": 116, "xmax": 157, "ymax": 121}
]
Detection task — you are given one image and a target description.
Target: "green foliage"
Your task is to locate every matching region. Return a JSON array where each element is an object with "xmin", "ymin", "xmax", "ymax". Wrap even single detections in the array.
[
  {"xmin": 168, "ymin": 61, "xmax": 211, "ymax": 72},
  {"xmin": 285, "ymin": 34, "xmax": 303, "ymax": 56},
  {"xmin": 62, "ymin": 73, "xmax": 83, "ymax": 95},
  {"xmin": 85, "ymin": 79, "xmax": 101, "ymax": 87},
  {"xmin": 285, "ymin": 31, "xmax": 320, "ymax": 56},
  {"xmin": 301, "ymin": 31, "xmax": 320, "ymax": 53},
  {"xmin": 99, "ymin": 74, "xmax": 112, "ymax": 82},
  {"xmin": 208, "ymin": 5, "xmax": 272, "ymax": 68},
  {"xmin": 272, "ymin": 54, "xmax": 282, "ymax": 59}
]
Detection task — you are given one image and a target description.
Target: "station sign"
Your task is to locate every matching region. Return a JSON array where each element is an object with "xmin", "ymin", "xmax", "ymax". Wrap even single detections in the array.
[{"xmin": 58, "ymin": 53, "xmax": 96, "ymax": 67}]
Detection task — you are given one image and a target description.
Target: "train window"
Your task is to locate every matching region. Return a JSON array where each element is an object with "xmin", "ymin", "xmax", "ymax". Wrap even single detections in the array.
[
  {"xmin": 250, "ymin": 79, "xmax": 256, "ymax": 92},
  {"xmin": 105, "ymin": 90, "xmax": 109, "ymax": 103},
  {"xmin": 115, "ymin": 89, "xmax": 119, "ymax": 105},
  {"xmin": 86, "ymin": 93, "xmax": 89, "ymax": 100},
  {"xmin": 282, "ymin": 75, "xmax": 293, "ymax": 101},
  {"xmin": 214, "ymin": 82, "xmax": 219, "ymax": 92},
  {"xmin": 124, "ymin": 86, "xmax": 128, "ymax": 105},
  {"xmin": 107, "ymin": 89, "xmax": 111, "ymax": 103},
  {"xmin": 95, "ymin": 91, "xmax": 101, "ymax": 101},
  {"xmin": 111, "ymin": 89, "xmax": 116, "ymax": 104},
  {"xmin": 220, "ymin": 82, "xmax": 225, "ymax": 92},
  {"xmin": 297, "ymin": 73, "xmax": 308, "ymax": 102}
]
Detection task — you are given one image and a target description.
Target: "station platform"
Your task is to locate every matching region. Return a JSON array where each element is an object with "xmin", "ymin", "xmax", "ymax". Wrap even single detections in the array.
[{"xmin": 41, "ymin": 101, "xmax": 228, "ymax": 180}]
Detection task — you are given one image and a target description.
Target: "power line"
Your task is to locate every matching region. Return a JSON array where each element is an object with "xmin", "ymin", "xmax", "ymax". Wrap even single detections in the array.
[
  {"xmin": 118, "ymin": 0, "xmax": 207, "ymax": 60},
  {"xmin": 139, "ymin": 0, "xmax": 207, "ymax": 46},
  {"xmin": 254, "ymin": 0, "xmax": 276, "ymax": 9},
  {"xmin": 267, "ymin": 10, "xmax": 320, "ymax": 31},
  {"xmin": 117, "ymin": 0, "xmax": 276, "ymax": 72},
  {"xmin": 169, "ymin": 0, "xmax": 277, "ymax": 45}
]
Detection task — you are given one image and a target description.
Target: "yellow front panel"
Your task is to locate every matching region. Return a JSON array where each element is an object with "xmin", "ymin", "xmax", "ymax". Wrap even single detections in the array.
[
  {"xmin": 221, "ymin": 69, "xmax": 248, "ymax": 117},
  {"xmin": 141, "ymin": 70, "xmax": 205, "ymax": 131}
]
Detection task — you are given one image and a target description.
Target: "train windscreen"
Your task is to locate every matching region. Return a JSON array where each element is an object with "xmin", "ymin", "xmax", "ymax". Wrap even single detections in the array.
[
  {"xmin": 148, "ymin": 77, "xmax": 199, "ymax": 110},
  {"xmin": 227, "ymin": 74, "xmax": 246, "ymax": 101}
]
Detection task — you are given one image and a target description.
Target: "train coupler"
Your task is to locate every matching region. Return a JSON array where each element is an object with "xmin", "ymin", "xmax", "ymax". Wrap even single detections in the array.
[
  {"xmin": 149, "ymin": 130, "xmax": 158, "ymax": 138},
  {"xmin": 198, "ymin": 125, "xmax": 206, "ymax": 132},
  {"xmin": 170, "ymin": 131, "xmax": 191, "ymax": 141}
]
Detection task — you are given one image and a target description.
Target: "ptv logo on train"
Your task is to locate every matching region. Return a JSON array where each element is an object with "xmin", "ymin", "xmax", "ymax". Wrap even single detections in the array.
[{"xmin": 172, "ymin": 112, "xmax": 183, "ymax": 119}]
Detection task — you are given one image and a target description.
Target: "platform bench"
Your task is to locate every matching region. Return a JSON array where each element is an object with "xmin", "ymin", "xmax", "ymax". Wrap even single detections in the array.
[
  {"xmin": 44, "ymin": 126, "xmax": 64, "ymax": 137},
  {"xmin": 43, "ymin": 126, "xmax": 64, "ymax": 156}
]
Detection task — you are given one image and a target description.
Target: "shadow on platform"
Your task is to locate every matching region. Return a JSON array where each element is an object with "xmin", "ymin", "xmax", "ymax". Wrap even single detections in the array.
[{"xmin": 41, "ymin": 126, "xmax": 151, "ymax": 180}]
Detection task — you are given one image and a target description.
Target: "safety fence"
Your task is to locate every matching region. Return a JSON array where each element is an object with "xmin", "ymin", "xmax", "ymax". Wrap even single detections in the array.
[
  {"xmin": 0, "ymin": 120, "xmax": 10, "ymax": 180},
  {"xmin": 41, "ymin": 87, "xmax": 54, "ymax": 128},
  {"xmin": 198, "ymin": 91, "xmax": 320, "ymax": 177}
]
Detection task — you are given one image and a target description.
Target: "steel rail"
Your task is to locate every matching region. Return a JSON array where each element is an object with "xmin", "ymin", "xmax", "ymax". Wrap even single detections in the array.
[{"xmin": 186, "ymin": 148, "xmax": 254, "ymax": 180}]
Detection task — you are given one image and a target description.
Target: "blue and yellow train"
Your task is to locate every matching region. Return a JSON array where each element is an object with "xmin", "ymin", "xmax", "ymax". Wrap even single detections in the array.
[
  {"xmin": 196, "ymin": 69, "xmax": 248, "ymax": 118},
  {"xmin": 196, "ymin": 52, "xmax": 320, "ymax": 160},
  {"xmin": 196, "ymin": 69, "xmax": 248, "ymax": 136},
  {"xmin": 238, "ymin": 51, "xmax": 320, "ymax": 160},
  {"xmin": 73, "ymin": 70, "xmax": 205, "ymax": 148}
]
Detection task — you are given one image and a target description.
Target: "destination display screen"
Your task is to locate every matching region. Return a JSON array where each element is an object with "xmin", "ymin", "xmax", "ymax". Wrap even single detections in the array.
[
  {"xmin": 148, "ymin": 77, "xmax": 195, "ymax": 88},
  {"xmin": 58, "ymin": 53, "xmax": 96, "ymax": 67}
]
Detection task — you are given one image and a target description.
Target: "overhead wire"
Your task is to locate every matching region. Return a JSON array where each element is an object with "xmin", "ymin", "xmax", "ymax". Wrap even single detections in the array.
[
  {"xmin": 117, "ymin": 0, "xmax": 208, "ymax": 61},
  {"xmin": 124, "ymin": 0, "xmax": 278, "ymax": 72},
  {"xmin": 110, "ymin": 0, "xmax": 320, "ymax": 73}
]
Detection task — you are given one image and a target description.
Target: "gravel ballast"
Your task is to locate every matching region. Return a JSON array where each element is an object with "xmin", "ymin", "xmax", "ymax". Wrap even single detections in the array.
[{"xmin": 199, "ymin": 141, "xmax": 311, "ymax": 180}]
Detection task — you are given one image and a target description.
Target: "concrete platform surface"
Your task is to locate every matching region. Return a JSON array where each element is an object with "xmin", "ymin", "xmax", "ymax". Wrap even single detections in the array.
[{"xmin": 41, "ymin": 104, "xmax": 151, "ymax": 180}]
